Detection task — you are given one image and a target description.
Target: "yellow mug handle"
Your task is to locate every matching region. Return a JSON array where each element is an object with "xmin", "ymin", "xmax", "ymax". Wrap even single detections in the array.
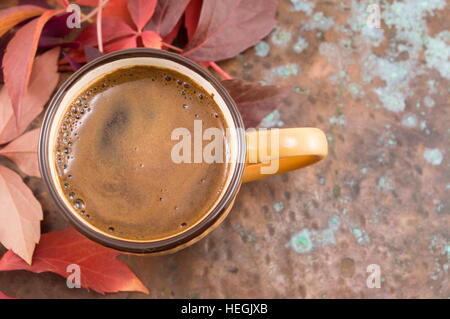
[{"xmin": 243, "ymin": 128, "xmax": 328, "ymax": 183}]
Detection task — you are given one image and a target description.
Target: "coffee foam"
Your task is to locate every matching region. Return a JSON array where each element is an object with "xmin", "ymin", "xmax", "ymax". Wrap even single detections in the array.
[{"xmin": 48, "ymin": 57, "xmax": 239, "ymax": 242}]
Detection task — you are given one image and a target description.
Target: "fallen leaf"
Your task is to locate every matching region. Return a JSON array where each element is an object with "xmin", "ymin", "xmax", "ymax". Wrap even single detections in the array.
[
  {"xmin": 183, "ymin": 0, "xmax": 277, "ymax": 62},
  {"xmin": 76, "ymin": 16, "xmax": 135, "ymax": 47},
  {"xmin": 221, "ymin": 79, "xmax": 289, "ymax": 128},
  {"xmin": 3, "ymin": 9, "xmax": 62, "ymax": 127},
  {"xmin": 0, "ymin": 228, "xmax": 149, "ymax": 294},
  {"xmin": 127, "ymin": 0, "xmax": 157, "ymax": 32},
  {"xmin": 141, "ymin": 30, "xmax": 162, "ymax": 49},
  {"xmin": 0, "ymin": 166, "xmax": 43, "ymax": 265},
  {"xmin": 0, "ymin": 5, "xmax": 45, "ymax": 38},
  {"xmin": 0, "ymin": 47, "xmax": 60, "ymax": 144},
  {"xmin": 0, "ymin": 291, "xmax": 15, "ymax": 299},
  {"xmin": 184, "ymin": 0, "xmax": 202, "ymax": 40},
  {"xmin": 0, "ymin": 128, "xmax": 40, "ymax": 177},
  {"xmin": 104, "ymin": 34, "xmax": 137, "ymax": 53},
  {"xmin": 146, "ymin": 0, "xmax": 190, "ymax": 37}
]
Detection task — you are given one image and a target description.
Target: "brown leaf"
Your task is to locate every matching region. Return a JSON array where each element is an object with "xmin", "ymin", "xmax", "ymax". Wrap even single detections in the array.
[
  {"xmin": 0, "ymin": 166, "xmax": 43, "ymax": 264},
  {"xmin": 3, "ymin": 9, "xmax": 62, "ymax": 126},
  {"xmin": 146, "ymin": 0, "xmax": 190, "ymax": 37},
  {"xmin": 0, "ymin": 47, "xmax": 60, "ymax": 144},
  {"xmin": 183, "ymin": 0, "xmax": 277, "ymax": 61},
  {"xmin": 0, "ymin": 128, "xmax": 40, "ymax": 177},
  {"xmin": 221, "ymin": 79, "xmax": 289, "ymax": 128},
  {"xmin": 127, "ymin": 0, "xmax": 157, "ymax": 32},
  {"xmin": 141, "ymin": 30, "xmax": 162, "ymax": 49},
  {"xmin": 0, "ymin": 228, "xmax": 149, "ymax": 295},
  {"xmin": 0, "ymin": 5, "xmax": 45, "ymax": 38}
]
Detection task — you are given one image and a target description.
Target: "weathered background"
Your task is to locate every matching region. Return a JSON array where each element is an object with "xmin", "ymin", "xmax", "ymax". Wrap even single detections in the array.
[{"xmin": 0, "ymin": 0, "xmax": 449, "ymax": 298}]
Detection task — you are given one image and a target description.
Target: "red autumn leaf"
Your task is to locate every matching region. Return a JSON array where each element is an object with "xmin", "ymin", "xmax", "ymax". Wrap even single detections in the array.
[
  {"xmin": 0, "ymin": 228, "xmax": 149, "ymax": 295},
  {"xmin": 0, "ymin": 128, "xmax": 40, "ymax": 177},
  {"xmin": 3, "ymin": 9, "xmax": 62, "ymax": 127},
  {"xmin": 104, "ymin": 35, "xmax": 137, "ymax": 53},
  {"xmin": 146, "ymin": 0, "xmax": 190, "ymax": 37},
  {"xmin": 184, "ymin": 0, "xmax": 202, "ymax": 40},
  {"xmin": 141, "ymin": 30, "xmax": 162, "ymax": 49},
  {"xmin": 162, "ymin": 18, "xmax": 181, "ymax": 45},
  {"xmin": 0, "ymin": 291, "xmax": 15, "ymax": 299},
  {"xmin": 0, "ymin": 166, "xmax": 43, "ymax": 265},
  {"xmin": 78, "ymin": 0, "xmax": 134, "ymax": 27},
  {"xmin": 0, "ymin": 47, "xmax": 60, "ymax": 145},
  {"xmin": 100, "ymin": 0, "xmax": 134, "ymax": 27},
  {"xmin": 76, "ymin": 17, "xmax": 135, "ymax": 47},
  {"xmin": 0, "ymin": 5, "xmax": 45, "ymax": 38},
  {"xmin": 127, "ymin": 0, "xmax": 157, "ymax": 32},
  {"xmin": 221, "ymin": 79, "xmax": 289, "ymax": 128},
  {"xmin": 183, "ymin": 0, "xmax": 277, "ymax": 62}
]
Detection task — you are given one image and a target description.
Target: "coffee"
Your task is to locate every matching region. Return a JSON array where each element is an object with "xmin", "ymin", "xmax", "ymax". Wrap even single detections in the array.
[{"xmin": 55, "ymin": 66, "xmax": 230, "ymax": 241}]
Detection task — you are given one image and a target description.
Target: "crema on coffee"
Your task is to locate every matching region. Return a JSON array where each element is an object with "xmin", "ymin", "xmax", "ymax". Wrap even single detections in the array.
[{"xmin": 54, "ymin": 66, "xmax": 230, "ymax": 241}]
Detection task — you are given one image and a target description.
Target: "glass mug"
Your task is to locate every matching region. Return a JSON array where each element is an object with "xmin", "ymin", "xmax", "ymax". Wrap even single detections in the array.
[{"xmin": 38, "ymin": 48, "xmax": 327, "ymax": 255}]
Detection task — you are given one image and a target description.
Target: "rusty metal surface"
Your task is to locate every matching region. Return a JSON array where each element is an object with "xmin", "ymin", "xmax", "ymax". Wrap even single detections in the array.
[{"xmin": 0, "ymin": 0, "xmax": 449, "ymax": 298}]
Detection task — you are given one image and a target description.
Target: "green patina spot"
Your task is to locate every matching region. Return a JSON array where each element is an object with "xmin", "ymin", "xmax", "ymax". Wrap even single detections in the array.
[
  {"xmin": 260, "ymin": 110, "xmax": 284, "ymax": 128},
  {"xmin": 264, "ymin": 63, "xmax": 300, "ymax": 84},
  {"xmin": 424, "ymin": 96, "xmax": 435, "ymax": 107},
  {"xmin": 329, "ymin": 114, "xmax": 346, "ymax": 126},
  {"xmin": 378, "ymin": 176, "xmax": 394, "ymax": 191},
  {"xmin": 290, "ymin": 217, "xmax": 341, "ymax": 254},
  {"xmin": 289, "ymin": 0, "xmax": 315, "ymax": 15},
  {"xmin": 291, "ymin": 230, "xmax": 313, "ymax": 253},
  {"xmin": 401, "ymin": 113, "xmax": 418, "ymax": 128},
  {"xmin": 423, "ymin": 148, "xmax": 443, "ymax": 166},
  {"xmin": 273, "ymin": 202, "xmax": 284, "ymax": 213},
  {"xmin": 271, "ymin": 27, "xmax": 292, "ymax": 47},
  {"xmin": 255, "ymin": 41, "xmax": 270, "ymax": 57},
  {"xmin": 351, "ymin": 228, "xmax": 371, "ymax": 246},
  {"xmin": 293, "ymin": 36, "xmax": 309, "ymax": 53}
]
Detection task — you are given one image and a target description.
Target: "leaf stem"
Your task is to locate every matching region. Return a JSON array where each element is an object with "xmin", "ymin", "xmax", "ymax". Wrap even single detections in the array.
[
  {"xmin": 158, "ymin": 43, "xmax": 233, "ymax": 81},
  {"xmin": 161, "ymin": 42, "xmax": 183, "ymax": 53},
  {"xmin": 81, "ymin": 0, "xmax": 109, "ymax": 23},
  {"xmin": 96, "ymin": 0, "xmax": 104, "ymax": 53},
  {"xmin": 208, "ymin": 62, "xmax": 232, "ymax": 80}
]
